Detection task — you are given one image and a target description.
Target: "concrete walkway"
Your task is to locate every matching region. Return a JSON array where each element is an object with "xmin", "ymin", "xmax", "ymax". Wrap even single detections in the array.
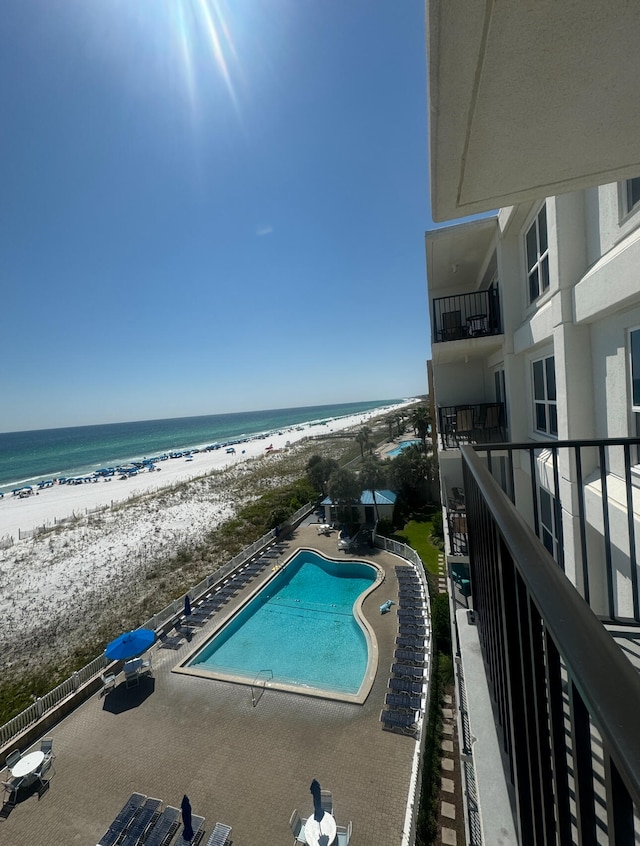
[{"xmin": 1, "ymin": 525, "xmax": 423, "ymax": 846}]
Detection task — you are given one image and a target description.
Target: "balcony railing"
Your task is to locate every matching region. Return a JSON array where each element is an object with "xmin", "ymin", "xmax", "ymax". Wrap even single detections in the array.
[
  {"xmin": 460, "ymin": 440, "xmax": 640, "ymax": 844},
  {"xmin": 432, "ymin": 288, "xmax": 502, "ymax": 343},
  {"xmin": 438, "ymin": 403, "xmax": 506, "ymax": 450}
]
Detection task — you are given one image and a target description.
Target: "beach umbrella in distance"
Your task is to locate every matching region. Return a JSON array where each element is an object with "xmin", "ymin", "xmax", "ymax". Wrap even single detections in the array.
[
  {"xmin": 310, "ymin": 779, "xmax": 323, "ymax": 821},
  {"xmin": 181, "ymin": 795, "xmax": 194, "ymax": 842},
  {"xmin": 105, "ymin": 628, "xmax": 155, "ymax": 662},
  {"xmin": 184, "ymin": 595, "xmax": 192, "ymax": 617}
]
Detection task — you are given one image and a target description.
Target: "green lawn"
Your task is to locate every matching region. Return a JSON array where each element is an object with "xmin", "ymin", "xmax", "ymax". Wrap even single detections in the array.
[{"xmin": 396, "ymin": 515, "xmax": 441, "ymax": 575}]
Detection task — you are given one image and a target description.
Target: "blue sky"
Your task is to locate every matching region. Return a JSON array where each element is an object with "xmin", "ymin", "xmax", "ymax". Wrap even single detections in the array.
[{"xmin": 1, "ymin": 0, "xmax": 435, "ymax": 432}]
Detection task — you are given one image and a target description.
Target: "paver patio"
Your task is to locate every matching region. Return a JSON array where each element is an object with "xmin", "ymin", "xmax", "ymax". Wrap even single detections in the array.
[{"xmin": 0, "ymin": 524, "xmax": 427, "ymax": 846}]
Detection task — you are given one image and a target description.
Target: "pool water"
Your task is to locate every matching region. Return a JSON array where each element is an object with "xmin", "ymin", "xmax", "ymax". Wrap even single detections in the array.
[
  {"xmin": 185, "ymin": 550, "xmax": 377, "ymax": 696},
  {"xmin": 387, "ymin": 438, "xmax": 422, "ymax": 456}
]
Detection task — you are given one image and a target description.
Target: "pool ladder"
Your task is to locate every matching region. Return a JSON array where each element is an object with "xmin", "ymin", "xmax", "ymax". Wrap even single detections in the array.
[{"xmin": 251, "ymin": 669, "xmax": 273, "ymax": 707}]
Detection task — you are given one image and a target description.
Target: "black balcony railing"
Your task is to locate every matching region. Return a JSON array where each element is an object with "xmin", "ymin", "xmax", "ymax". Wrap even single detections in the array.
[
  {"xmin": 438, "ymin": 403, "xmax": 506, "ymax": 450},
  {"xmin": 460, "ymin": 441, "xmax": 640, "ymax": 844},
  {"xmin": 432, "ymin": 288, "xmax": 502, "ymax": 343}
]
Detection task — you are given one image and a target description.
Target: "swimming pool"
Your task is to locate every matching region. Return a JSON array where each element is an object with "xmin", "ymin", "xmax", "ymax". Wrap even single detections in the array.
[
  {"xmin": 387, "ymin": 439, "xmax": 422, "ymax": 456},
  {"xmin": 177, "ymin": 549, "xmax": 382, "ymax": 703}
]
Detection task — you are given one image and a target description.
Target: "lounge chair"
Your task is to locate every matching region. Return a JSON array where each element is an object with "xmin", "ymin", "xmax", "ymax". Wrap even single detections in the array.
[
  {"xmin": 335, "ymin": 820, "xmax": 352, "ymax": 846},
  {"xmin": 394, "ymin": 649, "xmax": 425, "ymax": 666},
  {"xmin": 380, "ymin": 708, "xmax": 420, "ymax": 737},
  {"xmin": 396, "ymin": 635, "xmax": 426, "ymax": 649},
  {"xmin": 391, "ymin": 663, "xmax": 426, "ymax": 680},
  {"xmin": 385, "ymin": 692, "xmax": 422, "ymax": 712},
  {"xmin": 97, "ymin": 793, "xmax": 146, "ymax": 846},
  {"xmin": 288, "ymin": 808, "xmax": 307, "ymax": 844},
  {"xmin": 398, "ymin": 623, "xmax": 428, "ymax": 637},
  {"xmin": 389, "ymin": 677, "xmax": 423, "ymax": 696},
  {"xmin": 143, "ymin": 805, "xmax": 180, "ymax": 846},
  {"xmin": 205, "ymin": 821, "xmax": 232, "ymax": 846},
  {"xmin": 397, "ymin": 609, "xmax": 425, "ymax": 621},
  {"xmin": 119, "ymin": 797, "xmax": 162, "ymax": 846}
]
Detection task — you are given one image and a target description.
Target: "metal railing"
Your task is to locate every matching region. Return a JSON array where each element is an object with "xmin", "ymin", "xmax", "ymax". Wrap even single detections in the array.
[
  {"xmin": 0, "ymin": 502, "xmax": 313, "ymax": 751},
  {"xmin": 438, "ymin": 403, "xmax": 506, "ymax": 450},
  {"xmin": 473, "ymin": 437, "xmax": 640, "ymax": 623},
  {"xmin": 432, "ymin": 288, "xmax": 501, "ymax": 343},
  {"xmin": 461, "ymin": 443, "xmax": 640, "ymax": 844},
  {"xmin": 0, "ymin": 654, "xmax": 107, "ymax": 748}
]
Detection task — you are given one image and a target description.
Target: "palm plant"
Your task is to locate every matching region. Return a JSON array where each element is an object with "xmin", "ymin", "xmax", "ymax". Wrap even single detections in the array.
[
  {"xmin": 410, "ymin": 405, "xmax": 431, "ymax": 450},
  {"xmin": 327, "ymin": 467, "xmax": 361, "ymax": 530},
  {"xmin": 356, "ymin": 426, "xmax": 374, "ymax": 458}
]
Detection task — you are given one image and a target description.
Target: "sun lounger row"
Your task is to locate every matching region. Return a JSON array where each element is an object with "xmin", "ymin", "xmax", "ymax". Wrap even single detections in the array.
[
  {"xmin": 395, "ymin": 565, "xmax": 421, "ymax": 583},
  {"xmin": 119, "ymin": 797, "xmax": 162, "ymax": 846},
  {"xmin": 97, "ymin": 792, "xmax": 147, "ymax": 846},
  {"xmin": 97, "ymin": 794, "xmax": 207, "ymax": 846}
]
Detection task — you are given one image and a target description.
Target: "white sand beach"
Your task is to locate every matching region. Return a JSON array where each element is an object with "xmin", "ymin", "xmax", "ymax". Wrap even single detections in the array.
[{"xmin": 0, "ymin": 401, "xmax": 414, "ymax": 677}]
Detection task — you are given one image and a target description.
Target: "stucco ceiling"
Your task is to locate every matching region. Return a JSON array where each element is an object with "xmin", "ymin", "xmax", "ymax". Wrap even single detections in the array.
[
  {"xmin": 427, "ymin": 1, "xmax": 640, "ymax": 221},
  {"xmin": 425, "ymin": 217, "xmax": 497, "ymax": 295}
]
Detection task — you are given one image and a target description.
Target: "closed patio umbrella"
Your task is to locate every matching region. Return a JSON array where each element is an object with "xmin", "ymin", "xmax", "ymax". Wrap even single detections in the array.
[
  {"xmin": 181, "ymin": 795, "xmax": 194, "ymax": 842},
  {"xmin": 184, "ymin": 595, "xmax": 192, "ymax": 617},
  {"xmin": 310, "ymin": 779, "xmax": 323, "ymax": 821}
]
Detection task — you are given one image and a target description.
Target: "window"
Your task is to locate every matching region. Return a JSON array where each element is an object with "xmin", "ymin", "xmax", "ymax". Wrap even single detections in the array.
[
  {"xmin": 532, "ymin": 355, "xmax": 557, "ymax": 436},
  {"xmin": 539, "ymin": 486, "xmax": 559, "ymax": 560},
  {"xmin": 625, "ymin": 178, "xmax": 640, "ymax": 216},
  {"xmin": 526, "ymin": 204, "xmax": 550, "ymax": 303}
]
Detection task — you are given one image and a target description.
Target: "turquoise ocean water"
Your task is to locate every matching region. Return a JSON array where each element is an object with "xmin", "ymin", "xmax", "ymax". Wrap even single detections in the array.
[{"xmin": 0, "ymin": 399, "xmax": 402, "ymax": 493}]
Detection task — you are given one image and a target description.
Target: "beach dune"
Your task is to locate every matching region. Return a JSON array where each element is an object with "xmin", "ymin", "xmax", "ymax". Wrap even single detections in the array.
[{"xmin": 0, "ymin": 403, "xmax": 414, "ymax": 677}]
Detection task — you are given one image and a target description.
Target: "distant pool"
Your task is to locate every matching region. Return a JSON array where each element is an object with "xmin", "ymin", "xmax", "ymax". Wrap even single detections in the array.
[
  {"xmin": 178, "ymin": 549, "xmax": 381, "ymax": 703},
  {"xmin": 387, "ymin": 439, "xmax": 422, "ymax": 456}
]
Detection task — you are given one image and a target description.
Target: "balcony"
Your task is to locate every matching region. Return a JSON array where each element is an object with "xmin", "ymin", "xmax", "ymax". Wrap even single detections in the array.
[
  {"xmin": 432, "ymin": 289, "xmax": 502, "ymax": 344},
  {"xmin": 455, "ymin": 438, "xmax": 640, "ymax": 844},
  {"xmin": 438, "ymin": 402, "xmax": 506, "ymax": 450}
]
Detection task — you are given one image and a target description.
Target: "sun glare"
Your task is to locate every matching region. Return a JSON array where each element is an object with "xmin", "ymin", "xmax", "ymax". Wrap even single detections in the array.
[{"xmin": 194, "ymin": 0, "xmax": 241, "ymax": 113}]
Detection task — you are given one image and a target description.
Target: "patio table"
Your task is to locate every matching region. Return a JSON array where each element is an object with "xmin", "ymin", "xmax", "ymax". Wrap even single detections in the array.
[
  {"xmin": 304, "ymin": 811, "xmax": 336, "ymax": 846},
  {"xmin": 11, "ymin": 751, "xmax": 45, "ymax": 786}
]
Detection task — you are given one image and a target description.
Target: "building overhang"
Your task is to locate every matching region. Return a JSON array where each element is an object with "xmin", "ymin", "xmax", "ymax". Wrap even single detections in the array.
[
  {"xmin": 425, "ymin": 217, "xmax": 497, "ymax": 297},
  {"xmin": 427, "ymin": 1, "xmax": 640, "ymax": 222}
]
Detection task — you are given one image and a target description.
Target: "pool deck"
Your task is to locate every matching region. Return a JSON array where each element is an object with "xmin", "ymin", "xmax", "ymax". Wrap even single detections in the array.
[{"xmin": 0, "ymin": 523, "xmax": 427, "ymax": 846}]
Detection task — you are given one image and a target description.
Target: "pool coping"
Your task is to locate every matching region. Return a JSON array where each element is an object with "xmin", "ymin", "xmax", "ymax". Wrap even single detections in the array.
[{"xmin": 172, "ymin": 546, "xmax": 385, "ymax": 705}]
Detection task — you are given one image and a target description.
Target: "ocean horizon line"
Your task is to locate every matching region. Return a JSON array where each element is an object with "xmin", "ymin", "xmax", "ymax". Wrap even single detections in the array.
[
  {"xmin": 0, "ymin": 398, "xmax": 414, "ymax": 492},
  {"xmin": 0, "ymin": 397, "xmax": 413, "ymax": 437}
]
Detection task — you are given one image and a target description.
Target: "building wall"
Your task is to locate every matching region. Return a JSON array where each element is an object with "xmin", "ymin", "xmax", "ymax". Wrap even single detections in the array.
[{"xmin": 427, "ymin": 178, "xmax": 640, "ymax": 592}]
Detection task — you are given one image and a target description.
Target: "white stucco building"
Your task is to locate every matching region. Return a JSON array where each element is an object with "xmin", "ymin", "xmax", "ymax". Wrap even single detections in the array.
[{"xmin": 425, "ymin": 3, "xmax": 640, "ymax": 844}]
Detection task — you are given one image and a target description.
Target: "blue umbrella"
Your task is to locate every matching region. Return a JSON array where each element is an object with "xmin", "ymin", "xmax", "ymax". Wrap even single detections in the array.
[
  {"xmin": 181, "ymin": 795, "xmax": 194, "ymax": 842},
  {"xmin": 105, "ymin": 628, "xmax": 155, "ymax": 661},
  {"xmin": 184, "ymin": 595, "xmax": 192, "ymax": 617}
]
